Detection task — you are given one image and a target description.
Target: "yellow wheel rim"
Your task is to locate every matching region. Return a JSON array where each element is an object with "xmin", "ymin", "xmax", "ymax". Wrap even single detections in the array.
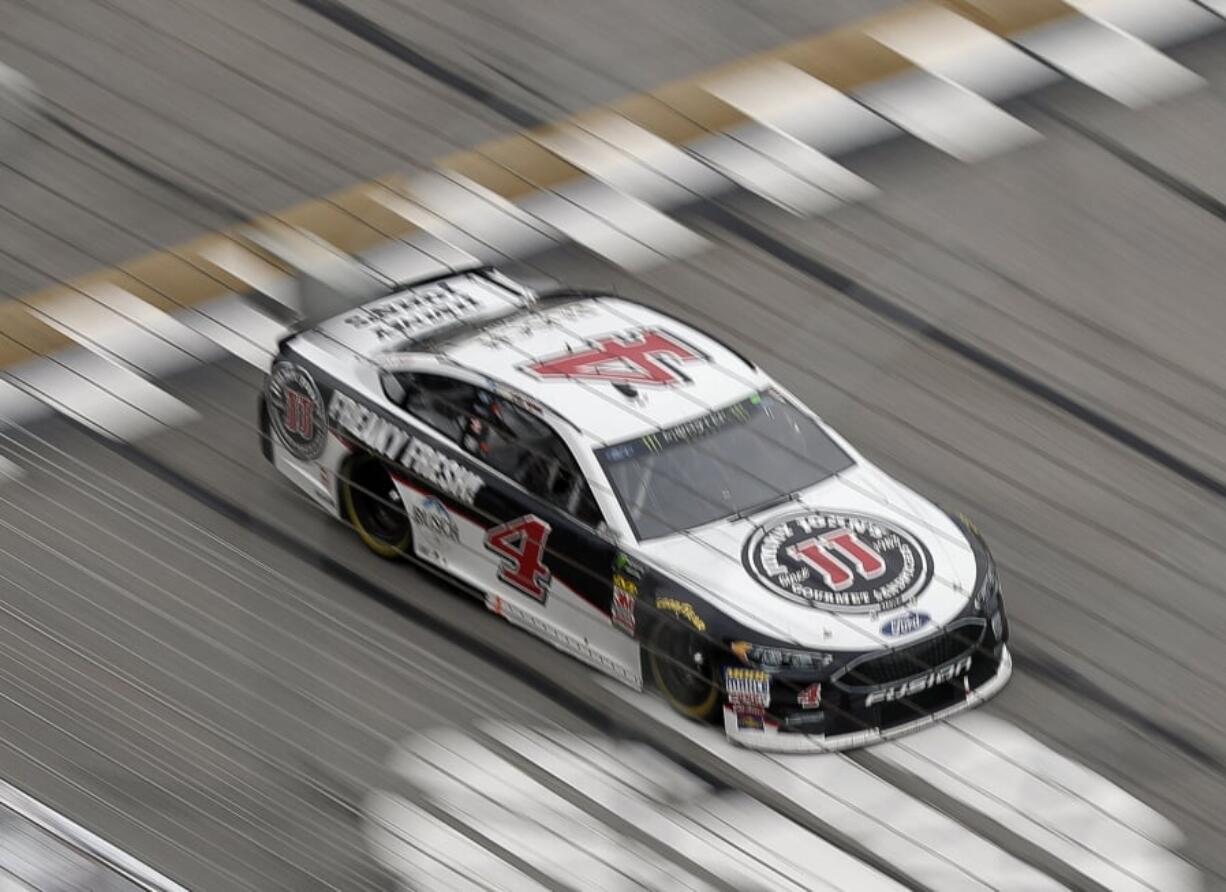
[{"xmin": 341, "ymin": 457, "xmax": 412, "ymax": 560}]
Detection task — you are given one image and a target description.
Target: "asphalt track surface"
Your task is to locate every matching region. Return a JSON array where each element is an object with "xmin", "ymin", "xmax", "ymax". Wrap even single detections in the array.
[{"xmin": 2, "ymin": 1, "xmax": 1226, "ymax": 889}]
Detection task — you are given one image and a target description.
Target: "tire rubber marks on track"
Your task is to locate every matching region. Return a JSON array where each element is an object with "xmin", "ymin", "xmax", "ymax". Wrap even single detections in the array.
[{"xmin": 366, "ymin": 724, "xmax": 904, "ymax": 892}]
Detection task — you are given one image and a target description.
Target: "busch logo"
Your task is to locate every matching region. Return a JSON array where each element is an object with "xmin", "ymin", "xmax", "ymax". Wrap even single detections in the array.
[
  {"xmin": 521, "ymin": 329, "xmax": 705, "ymax": 387},
  {"xmin": 743, "ymin": 511, "xmax": 933, "ymax": 614},
  {"xmin": 865, "ymin": 656, "xmax": 973, "ymax": 707}
]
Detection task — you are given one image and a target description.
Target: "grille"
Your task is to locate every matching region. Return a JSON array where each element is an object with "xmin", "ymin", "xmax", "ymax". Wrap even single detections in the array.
[{"xmin": 836, "ymin": 619, "xmax": 985, "ymax": 690}]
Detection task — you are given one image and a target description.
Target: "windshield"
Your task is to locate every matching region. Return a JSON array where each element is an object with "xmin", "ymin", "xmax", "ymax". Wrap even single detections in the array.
[{"xmin": 596, "ymin": 391, "xmax": 854, "ymax": 540}]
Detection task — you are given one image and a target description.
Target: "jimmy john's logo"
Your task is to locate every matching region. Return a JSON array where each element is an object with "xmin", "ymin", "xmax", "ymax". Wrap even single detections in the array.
[
  {"xmin": 743, "ymin": 511, "xmax": 933, "ymax": 614},
  {"xmin": 267, "ymin": 363, "xmax": 328, "ymax": 461},
  {"xmin": 328, "ymin": 391, "xmax": 482, "ymax": 504}
]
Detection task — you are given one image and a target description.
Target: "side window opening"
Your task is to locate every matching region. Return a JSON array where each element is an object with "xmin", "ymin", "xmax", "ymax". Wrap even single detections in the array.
[
  {"xmin": 392, "ymin": 372, "xmax": 478, "ymax": 445},
  {"xmin": 389, "ymin": 371, "xmax": 604, "ymax": 527}
]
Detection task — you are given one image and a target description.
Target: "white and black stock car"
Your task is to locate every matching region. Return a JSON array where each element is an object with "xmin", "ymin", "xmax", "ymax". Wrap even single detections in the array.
[{"xmin": 261, "ymin": 268, "xmax": 1012, "ymax": 751}]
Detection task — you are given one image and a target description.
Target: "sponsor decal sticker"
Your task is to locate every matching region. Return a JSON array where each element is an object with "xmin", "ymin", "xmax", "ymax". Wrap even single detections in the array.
[
  {"xmin": 864, "ymin": 656, "xmax": 972, "ymax": 707},
  {"xmin": 797, "ymin": 683, "xmax": 822, "ymax": 710},
  {"xmin": 736, "ymin": 711, "xmax": 766, "ymax": 731},
  {"xmin": 521, "ymin": 329, "xmax": 705, "ymax": 387},
  {"xmin": 267, "ymin": 363, "xmax": 328, "ymax": 460},
  {"xmin": 743, "ymin": 511, "xmax": 933, "ymax": 614},
  {"xmin": 881, "ymin": 611, "xmax": 931, "ymax": 638},
  {"xmin": 654, "ymin": 597, "xmax": 706, "ymax": 632},
  {"xmin": 611, "ymin": 573, "xmax": 638, "ymax": 636},
  {"xmin": 342, "ymin": 286, "xmax": 483, "ymax": 342},
  {"xmin": 328, "ymin": 391, "xmax": 483, "ymax": 504},
  {"xmin": 725, "ymin": 667, "xmax": 771, "ymax": 709},
  {"xmin": 411, "ymin": 497, "xmax": 459, "ymax": 559},
  {"xmin": 613, "ymin": 552, "xmax": 645, "ymax": 580}
]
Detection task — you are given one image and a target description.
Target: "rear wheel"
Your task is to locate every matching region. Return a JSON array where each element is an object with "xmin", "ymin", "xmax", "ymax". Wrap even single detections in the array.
[
  {"xmin": 647, "ymin": 620, "xmax": 721, "ymax": 722},
  {"xmin": 341, "ymin": 454, "xmax": 412, "ymax": 559}
]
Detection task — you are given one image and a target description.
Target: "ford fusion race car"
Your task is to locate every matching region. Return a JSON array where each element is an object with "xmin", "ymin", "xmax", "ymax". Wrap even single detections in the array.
[{"xmin": 261, "ymin": 267, "xmax": 1011, "ymax": 751}]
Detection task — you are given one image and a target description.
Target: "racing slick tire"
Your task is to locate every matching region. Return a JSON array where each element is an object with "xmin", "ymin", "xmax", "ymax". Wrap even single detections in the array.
[
  {"xmin": 340, "ymin": 453, "xmax": 413, "ymax": 560},
  {"xmin": 647, "ymin": 618, "xmax": 722, "ymax": 723}
]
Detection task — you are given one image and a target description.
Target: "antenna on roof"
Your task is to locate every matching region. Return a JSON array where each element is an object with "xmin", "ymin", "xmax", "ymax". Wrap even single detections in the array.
[{"xmin": 613, "ymin": 383, "xmax": 638, "ymax": 399}]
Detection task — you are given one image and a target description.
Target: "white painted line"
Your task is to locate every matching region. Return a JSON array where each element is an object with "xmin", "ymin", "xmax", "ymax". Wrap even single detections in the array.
[
  {"xmin": 366, "ymin": 792, "xmax": 548, "ymax": 891},
  {"xmin": 197, "ymin": 239, "xmax": 300, "ymax": 312},
  {"xmin": 394, "ymin": 173, "xmax": 560, "ymax": 261},
  {"xmin": 0, "ymin": 380, "xmax": 48, "ymax": 433},
  {"xmin": 704, "ymin": 61, "xmax": 891, "ymax": 157},
  {"xmin": 689, "ymin": 132, "xmax": 847, "ymax": 216},
  {"xmin": 863, "ymin": 9, "xmax": 1043, "ymax": 161},
  {"xmin": 702, "ymin": 65, "xmax": 879, "ymax": 210},
  {"xmin": 0, "ymin": 776, "xmax": 189, "ymax": 891},
  {"xmin": 1069, "ymin": 0, "xmax": 1222, "ymax": 46},
  {"xmin": 0, "ymin": 62, "xmax": 40, "ymax": 150},
  {"xmin": 603, "ymin": 683, "xmax": 1066, "ymax": 892},
  {"xmin": 874, "ymin": 714, "xmax": 1202, "ymax": 892},
  {"xmin": 868, "ymin": 6, "xmax": 1056, "ymax": 101},
  {"xmin": 529, "ymin": 180, "xmax": 706, "ymax": 269},
  {"xmin": 859, "ymin": 72, "xmax": 1041, "ymax": 163},
  {"xmin": 0, "ymin": 457, "xmax": 21, "ymax": 483},
  {"xmin": 484, "ymin": 722, "xmax": 897, "ymax": 892},
  {"xmin": 1018, "ymin": 12, "xmax": 1203, "ymax": 108},
  {"xmin": 32, "ymin": 285, "xmax": 223, "ymax": 377},
  {"xmin": 394, "ymin": 729, "xmax": 693, "ymax": 890},
  {"xmin": 533, "ymin": 116, "xmax": 723, "ymax": 209},
  {"xmin": 11, "ymin": 350, "xmax": 197, "ymax": 441},
  {"xmin": 178, "ymin": 296, "xmax": 284, "ymax": 369}
]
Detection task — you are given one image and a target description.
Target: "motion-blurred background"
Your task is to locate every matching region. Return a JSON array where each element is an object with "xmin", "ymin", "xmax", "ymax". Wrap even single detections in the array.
[{"xmin": 0, "ymin": 1, "xmax": 1224, "ymax": 889}]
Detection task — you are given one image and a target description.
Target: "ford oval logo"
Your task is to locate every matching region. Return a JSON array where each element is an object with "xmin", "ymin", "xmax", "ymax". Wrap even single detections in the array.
[{"xmin": 881, "ymin": 611, "xmax": 930, "ymax": 637}]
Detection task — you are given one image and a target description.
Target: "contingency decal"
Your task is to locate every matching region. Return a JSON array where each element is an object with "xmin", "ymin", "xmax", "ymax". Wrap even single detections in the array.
[
  {"xmin": 267, "ymin": 362, "xmax": 328, "ymax": 461},
  {"xmin": 743, "ymin": 511, "xmax": 933, "ymax": 614},
  {"xmin": 725, "ymin": 667, "xmax": 771, "ymax": 709},
  {"xmin": 654, "ymin": 597, "xmax": 706, "ymax": 632},
  {"xmin": 520, "ymin": 329, "xmax": 705, "ymax": 387},
  {"xmin": 328, "ymin": 390, "xmax": 483, "ymax": 504},
  {"xmin": 610, "ymin": 572, "xmax": 639, "ymax": 636}
]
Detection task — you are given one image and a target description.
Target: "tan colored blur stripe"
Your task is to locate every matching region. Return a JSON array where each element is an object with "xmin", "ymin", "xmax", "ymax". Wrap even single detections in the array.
[{"xmin": 0, "ymin": 0, "xmax": 1078, "ymax": 370}]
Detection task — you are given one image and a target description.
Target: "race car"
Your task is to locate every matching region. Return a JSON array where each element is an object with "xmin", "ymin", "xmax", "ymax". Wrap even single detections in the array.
[{"xmin": 260, "ymin": 267, "xmax": 1011, "ymax": 751}]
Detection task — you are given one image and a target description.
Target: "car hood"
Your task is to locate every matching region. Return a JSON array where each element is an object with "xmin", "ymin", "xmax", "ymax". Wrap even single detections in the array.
[{"xmin": 633, "ymin": 463, "xmax": 978, "ymax": 652}]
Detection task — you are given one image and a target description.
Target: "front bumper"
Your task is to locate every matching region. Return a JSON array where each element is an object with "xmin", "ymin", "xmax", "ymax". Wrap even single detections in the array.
[{"xmin": 723, "ymin": 645, "xmax": 1012, "ymax": 753}]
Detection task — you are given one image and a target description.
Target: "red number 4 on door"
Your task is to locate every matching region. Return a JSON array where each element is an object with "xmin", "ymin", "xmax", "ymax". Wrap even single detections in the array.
[{"xmin": 484, "ymin": 515, "xmax": 553, "ymax": 602}]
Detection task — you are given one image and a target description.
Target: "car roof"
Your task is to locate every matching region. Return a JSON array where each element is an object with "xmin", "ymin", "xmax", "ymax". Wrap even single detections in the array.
[
  {"xmin": 307, "ymin": 268, "xmax": 537, "ymax": 357},
  {"xmin": 433, "ymin": 295, "xmax": 768, "ymax": 445},
  {"xmin": 300, "ymin": 269, "xmax": 770, "ymax": 444}
]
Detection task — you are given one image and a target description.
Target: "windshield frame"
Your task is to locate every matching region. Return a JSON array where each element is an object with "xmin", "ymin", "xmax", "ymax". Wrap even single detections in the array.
[{"xmin": 594, "ymin": 389, "xmax": 856, "ymax": 541}]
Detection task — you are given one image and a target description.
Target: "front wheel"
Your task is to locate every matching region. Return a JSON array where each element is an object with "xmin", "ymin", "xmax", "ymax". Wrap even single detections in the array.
[
  {"xmin": 647, "ymin": 620, "xmax": 722, "ymax": 722},
  {"xmin": 340, "ymin": 454, "xmax": 413, "ymax": 559}
]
